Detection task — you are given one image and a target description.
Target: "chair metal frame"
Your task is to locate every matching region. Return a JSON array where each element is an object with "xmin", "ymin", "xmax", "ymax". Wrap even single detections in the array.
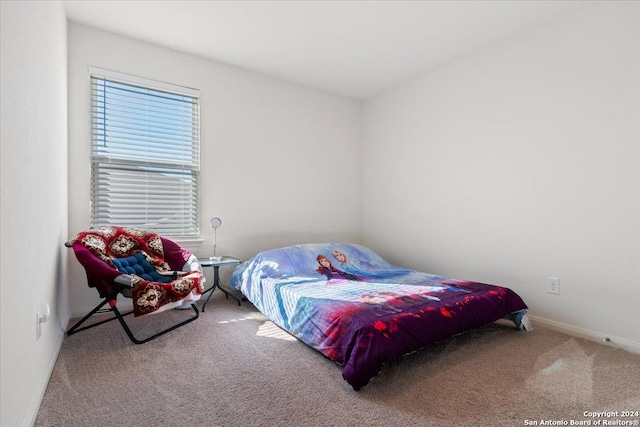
[
  {"xmin": 67, "ymin": 235, "xmax": 202, "ymax": 344},
  {"xmin": 66, "ymin": 294, "xmax": 199, "ymax": 344}
]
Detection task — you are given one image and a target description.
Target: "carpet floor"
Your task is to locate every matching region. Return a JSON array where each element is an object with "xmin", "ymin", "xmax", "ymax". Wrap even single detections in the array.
[{"xmin": 35, "ymin": 290, "xmax": 640, "ymax": 426}]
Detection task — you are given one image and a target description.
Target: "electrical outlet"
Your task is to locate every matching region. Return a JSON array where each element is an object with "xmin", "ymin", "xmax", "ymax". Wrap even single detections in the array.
[
  {"xmin": 36, "ymin": 303, "xmax": 50, "ymax": 340},
  {"xmin": 37, "ymin": 313, "xmax": 42, "ymax": 340},
  {"xmin": 547, "ymin": 277, "xmax": 560, "ymax": 295}
]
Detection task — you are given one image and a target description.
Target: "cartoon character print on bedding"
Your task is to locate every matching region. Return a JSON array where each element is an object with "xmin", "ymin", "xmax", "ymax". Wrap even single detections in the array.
[
  {"xmin": 263, "ymin": 243, "xmax": 475, "ymax": 358},
  {"xmin": 231, "ymin": 243, "xmax": 528, "ymax": 390}
]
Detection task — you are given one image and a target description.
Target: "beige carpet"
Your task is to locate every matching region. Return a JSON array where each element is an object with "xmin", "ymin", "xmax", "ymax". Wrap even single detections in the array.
[{"xmin": 36, "ymin": 291, "xmax": 640, "ymax": 426}]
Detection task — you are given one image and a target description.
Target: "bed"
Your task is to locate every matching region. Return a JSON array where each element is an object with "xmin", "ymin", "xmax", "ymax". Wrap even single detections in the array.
[{"xmin": 230, "ymin": 243, "xmax": 530, "ymax": 390}]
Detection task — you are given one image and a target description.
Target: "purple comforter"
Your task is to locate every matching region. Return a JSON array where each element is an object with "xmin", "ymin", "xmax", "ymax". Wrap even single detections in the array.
[{"xmin": 231, "ymin": 243, "xmax": 528, "ymax": 390}]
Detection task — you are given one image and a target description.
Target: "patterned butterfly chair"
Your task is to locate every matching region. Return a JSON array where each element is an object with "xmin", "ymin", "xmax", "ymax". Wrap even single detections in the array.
[{"xmin": 66, "ymin": 226, "xmax": 205, "ymax": 344}]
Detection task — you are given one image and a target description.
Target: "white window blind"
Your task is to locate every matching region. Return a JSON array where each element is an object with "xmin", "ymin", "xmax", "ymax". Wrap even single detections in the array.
[{"xmin": 90, "ymin": 69, "xmax": 200, "ymax": 238}]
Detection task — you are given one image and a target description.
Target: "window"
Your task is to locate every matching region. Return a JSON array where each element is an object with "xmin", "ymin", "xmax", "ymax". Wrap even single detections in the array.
[{"xmin": 90, "ymin": 68, "xmax": 200, "ymax": 238}]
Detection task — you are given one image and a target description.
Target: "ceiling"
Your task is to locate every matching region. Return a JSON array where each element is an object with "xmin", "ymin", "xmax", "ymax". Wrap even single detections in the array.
[{"xmin": 63, "ymin": 0, "xmax": 587, "ymax": 100}]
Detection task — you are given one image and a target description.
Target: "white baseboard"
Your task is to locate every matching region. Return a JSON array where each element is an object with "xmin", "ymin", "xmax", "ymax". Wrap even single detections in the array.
[
  {"xmin": 26, "ymin": 329, "xmax": 64, "ymax": 427},
  {"xmin": 529, "ymin": 315, "xmax": 640, "ymax": 355}
]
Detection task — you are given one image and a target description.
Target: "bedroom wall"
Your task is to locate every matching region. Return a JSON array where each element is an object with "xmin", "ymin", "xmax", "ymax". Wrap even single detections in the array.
[
  {"xmin": 0, "ymin": 1, "xmax": 69, "ymax": 426},
  {"xmin": 362, "ymin": 2, "xmax": 640, "ymax": 351},
  {"xmin": 67, "ymin": 23, "xmax": 362, "ymax": 317}
]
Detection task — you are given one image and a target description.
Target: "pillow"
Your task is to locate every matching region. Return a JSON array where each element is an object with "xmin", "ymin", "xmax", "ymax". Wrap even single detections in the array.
[
  {"xmin": 232, "ymin": 243, "xmax": 394, "ymax": 280},
  {"xmin": 111, "ymin": 252, "xmax": 174, "ymax": 284}
]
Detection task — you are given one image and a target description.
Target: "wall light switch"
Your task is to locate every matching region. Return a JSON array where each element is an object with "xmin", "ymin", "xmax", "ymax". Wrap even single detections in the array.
[{"xmin": 547, "ymin": 277, "xmax": 560, "ymax": 295}]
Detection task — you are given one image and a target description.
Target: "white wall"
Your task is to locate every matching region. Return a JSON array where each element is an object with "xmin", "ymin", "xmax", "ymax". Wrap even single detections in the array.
[
  {"xmin": 68, "ymin": 23, "xmax": 363, "ymax": 316},
  {"xmin": 0, "ymin": 1, "xmax": 68, "ymax": 426},
  {"xmin": 362, "ymin": 2, "xmax": 640, "ymax": 350}
]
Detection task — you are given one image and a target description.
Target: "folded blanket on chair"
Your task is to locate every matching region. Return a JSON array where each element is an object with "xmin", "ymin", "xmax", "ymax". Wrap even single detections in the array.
[
  {"xmin": 66, "ymin": 226, "xmax": 169, "ymax": 269},
  {"xmin": 66, "ymin": 226, "xmax": 204, "ymax": 316}
]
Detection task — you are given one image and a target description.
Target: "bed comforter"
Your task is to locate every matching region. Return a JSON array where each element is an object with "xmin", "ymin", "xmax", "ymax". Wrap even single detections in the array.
[{"xmin": 230, "ymin": 243, "xmax": 528, "ymax": 390}]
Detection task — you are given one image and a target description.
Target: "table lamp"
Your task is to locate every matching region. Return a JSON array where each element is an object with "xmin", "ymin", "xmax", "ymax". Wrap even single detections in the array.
[{"xmin": 209, "ymin": 217, "xmax": 222, "ymax": 260}]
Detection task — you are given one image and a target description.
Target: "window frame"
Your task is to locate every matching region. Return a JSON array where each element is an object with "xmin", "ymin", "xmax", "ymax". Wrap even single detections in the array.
[{"xmin": 88, "ymin": 67, "xmax": 201, "ymax": 240}]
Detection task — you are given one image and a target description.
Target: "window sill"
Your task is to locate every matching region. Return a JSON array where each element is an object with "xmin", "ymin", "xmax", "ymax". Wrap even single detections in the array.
[{"xmin": 170, "ymin": 238, "xmax": 205, "ymax": 250}]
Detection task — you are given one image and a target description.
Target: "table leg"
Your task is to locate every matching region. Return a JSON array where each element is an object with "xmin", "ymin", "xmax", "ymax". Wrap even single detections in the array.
[
  {"xmin": 215, "ymin": 282, "xmax": 243, "ymax": 306},
  {"xmin": 201, "ymin": 264, "xmax": 244, "ymax": 309},
  {"xmin": 201, "ymin": 283, "xmax": 215, "ymax": 312},
  {"xmin": 212, "ymin": 265, "xmax": 243, "ymax": 306}
]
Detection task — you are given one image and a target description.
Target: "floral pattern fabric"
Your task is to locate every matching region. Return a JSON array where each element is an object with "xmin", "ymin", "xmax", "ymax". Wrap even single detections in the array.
[{"xmin": 67, "ymin": 226, "xmax": 204, "ymax": 316}]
